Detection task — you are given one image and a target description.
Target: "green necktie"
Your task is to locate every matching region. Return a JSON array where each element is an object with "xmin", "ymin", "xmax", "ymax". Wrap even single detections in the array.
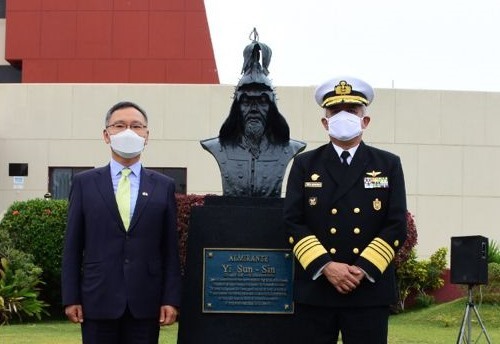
[{"xmin": 116, "ymin": 168, "xmax": 132, "ymax": 230}]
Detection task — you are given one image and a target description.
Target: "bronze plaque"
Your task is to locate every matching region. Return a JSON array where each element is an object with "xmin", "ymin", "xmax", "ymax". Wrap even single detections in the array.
[{"xmin": 203, "ymin": 248, "xmax": 294, "ymax": 314}]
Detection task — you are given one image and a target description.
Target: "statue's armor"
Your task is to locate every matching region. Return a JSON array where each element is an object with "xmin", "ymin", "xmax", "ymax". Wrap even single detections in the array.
[{"xmin": 201, "ymin": 138, "xmax": 306, "ymax": 197}]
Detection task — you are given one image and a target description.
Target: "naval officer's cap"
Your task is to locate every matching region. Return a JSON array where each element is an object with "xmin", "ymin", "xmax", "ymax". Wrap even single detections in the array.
[{"xmin": 315, "ymin": 76, "xmax": 374, "ymax": 108}]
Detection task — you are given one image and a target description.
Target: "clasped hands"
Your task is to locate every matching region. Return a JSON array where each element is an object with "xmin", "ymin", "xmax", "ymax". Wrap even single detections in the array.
[{"xmin": 322, "ymin": 261, "xmax": 365, "ymax": 294}]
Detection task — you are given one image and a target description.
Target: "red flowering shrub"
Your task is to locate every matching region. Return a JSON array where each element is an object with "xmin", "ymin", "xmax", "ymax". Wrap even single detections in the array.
[
  {"xmin": 395, "ymin": 211, "xmax": 418, "ymax": 268},
  {"xmin": 391, "ymin": 211, "xmax": 419, "ymax": 313},
  {"xmin": 175, "ymin": 194, "xmax": 207, "ymax": 275}
]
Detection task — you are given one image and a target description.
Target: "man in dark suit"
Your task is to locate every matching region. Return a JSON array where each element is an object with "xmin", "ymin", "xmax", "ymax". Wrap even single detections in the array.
[
  {"xmin": 283, "ymin": 77, "xmax": 407, "ymax": 344},
  {"xmin": 62, "ymin": 101, "xmax": 182, "ymax": 344}
]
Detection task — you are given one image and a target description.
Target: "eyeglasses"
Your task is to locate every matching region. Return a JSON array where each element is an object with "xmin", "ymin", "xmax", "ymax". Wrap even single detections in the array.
[{"xmin": 106, "ymin": 122, "xmax": 148, "ymax": 133}]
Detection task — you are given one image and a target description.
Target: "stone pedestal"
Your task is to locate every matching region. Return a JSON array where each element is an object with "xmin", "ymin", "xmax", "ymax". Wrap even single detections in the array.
[{"xmin": 177, "ymin": 196, "xmax": 293, "ymax": 344}]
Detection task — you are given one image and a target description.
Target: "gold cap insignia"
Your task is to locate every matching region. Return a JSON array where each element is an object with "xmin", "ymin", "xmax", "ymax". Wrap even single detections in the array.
[
  {"xmin": 366, "ymin": 171, "xmax": 381, "ymax": 177},
  {"xmin": 316, "ymin": 76, "xmax": 373, "ymax": 107},
  {"xmin": 335, "ymin": 80, "xmax": 352, "ymax": 95},
  {"xmin": 311, "ymin": 173, "xmax": 320, "ymax": 181}
]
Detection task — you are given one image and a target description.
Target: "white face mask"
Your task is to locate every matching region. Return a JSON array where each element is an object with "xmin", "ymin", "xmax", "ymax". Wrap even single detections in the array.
[
  {"xmin": 109, "ymin": 129, "xmax": 146, "ymax": 159},
  {"xmin": 326, "ymin": 111, "xmax": 363, "ymax": 141}
]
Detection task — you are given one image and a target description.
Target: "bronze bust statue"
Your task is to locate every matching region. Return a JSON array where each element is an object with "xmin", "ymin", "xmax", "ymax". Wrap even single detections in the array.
[{"xmin": 201, "ymin": 30, "xmax": 306, "ymax": 197}]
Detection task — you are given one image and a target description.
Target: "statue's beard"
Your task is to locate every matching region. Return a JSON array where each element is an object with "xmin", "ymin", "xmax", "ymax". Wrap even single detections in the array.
[{"xmin": 243, "ymin": 119, "xmax": 265, "ymax": 158}]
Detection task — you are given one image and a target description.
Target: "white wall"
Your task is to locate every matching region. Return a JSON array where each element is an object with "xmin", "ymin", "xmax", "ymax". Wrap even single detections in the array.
[
  {"xmin": 1, "ymin": 83, "xmax": 499, "ymax": 259},
  {"xmin": 0, "ymin": 19, "xmax": 7, "ymax": 65}
]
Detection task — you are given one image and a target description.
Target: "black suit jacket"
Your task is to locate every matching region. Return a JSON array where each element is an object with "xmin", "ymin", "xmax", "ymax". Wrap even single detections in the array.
[
  {"xmin": 61, "ymin": 164, "xmax": 182, "ymax": 319},
  {"xmin": 283, "ymin": 141, "xmax": 407, "ymax": 307}
]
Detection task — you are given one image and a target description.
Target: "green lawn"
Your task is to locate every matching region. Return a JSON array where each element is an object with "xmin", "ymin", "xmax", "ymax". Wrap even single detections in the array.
[
  {"xmin": 389, "ymin": 299, "xmax": 499, "ymax": 343},
  {"xmin": 1, "ymin": 299, "xmax": 499, "ymax": 343},
  {"xmin": 0, "ymin": 321, "xmax": 179, "ymax": 343}
]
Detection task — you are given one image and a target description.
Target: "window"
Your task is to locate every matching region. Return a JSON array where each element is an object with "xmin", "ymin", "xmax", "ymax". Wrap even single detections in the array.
[
  {"xmin": 49, "ymin": 166, "xmax": 187, "ymax": 199},
  {"xmin": 49, "ymin": 167, "xmax": 93, "ymax": 200},
  {"xmin": 0, "ymin": 0, "xmax": 5, "ymax": 18},
  {"xmin": 0, "ymin": 66, "xmax": 22, "ymax": 83},
  {"xmin": 149, "ymin": 167, "xmax": 187, "ymax": 194},
  {"xmin": 9, "ymin": 163, "xmax": 28, "ymax": 176}
]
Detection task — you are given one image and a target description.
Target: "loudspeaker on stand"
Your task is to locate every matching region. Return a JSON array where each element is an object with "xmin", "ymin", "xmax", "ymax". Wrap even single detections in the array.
[{"xmin": 450, "ymin": 235, "xmax": 488, "ymax": 285}]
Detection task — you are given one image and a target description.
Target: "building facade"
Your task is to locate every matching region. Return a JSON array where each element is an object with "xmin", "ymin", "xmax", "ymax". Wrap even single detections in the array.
[
  {"xmin": 0, "ymin": 0, "xmax": 499, "ymax": 259},
  {"xmin": 1, "ymin": 83, "xmax": 500, "ymax": 259}
]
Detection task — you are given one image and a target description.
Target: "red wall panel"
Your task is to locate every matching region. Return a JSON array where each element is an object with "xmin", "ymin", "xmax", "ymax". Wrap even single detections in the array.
[
  {"xmin": 185, "ymin": 11, "xmax": 215, "ymax": 59},
  {"xmin": 42, "ymin": 0, "xmax": 77, "ymax": 11},
  {"xmin": 40, "ymin": 12, "xmax": 77, "ymax": 58},
  {"xmin": 112, "ymin": 12, "xmax": 149, "ymax": 58},
  {"xmin": 150, "ymin": 0, "xmax": 185, "ymax": 11},
  {"xmin": 77, "ymin": 0, "xmax": 113, "ymax": 11},
  {"xmin": 201, "ymin": 59, "xmax": 218, "ymax": 83},
  {"xmin": 93, "ymin": 60, "xmax": 130, "ymax": 83},
  {"xmin": 5, "ymin": 0, "xmax": 219, "ymax": 83},
  {"xmin": 113, "ymin": 0, "xmax": 149, "ymax": 11},
  {"xmin": 166, "ymin": 60, "xmax": 201, "ymax": 83},
  {"xmin": 5, "ymin": 12, "xmax": 41, "ymax": 60},
  {"xmin": 76, "ymin": 12, "xmax": 113, "ymax": 58},
  {"xmin": 6, "ymin": 0, "xmax": 41, "ymax": 11},
  {"xmin": 185, "ymin": 0, "xmax": 205, "ymax": 11},
  {"xmin": 22, "ymin": 60, "xmax": 58, "ymax": 82},
  {"xmin": 129, "ymin": 60, "xmax": 167, "ymax": 83},
  {"xmin": 58, "ymin": 60, "xmax": 94, "ymax": 82},
  {"xmin": 149, "ymin": 12, "xmax": 185, "ymax": 59}
]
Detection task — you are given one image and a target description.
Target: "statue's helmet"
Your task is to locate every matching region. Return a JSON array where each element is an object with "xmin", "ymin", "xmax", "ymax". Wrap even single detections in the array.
[{"xmin": 234, "ymin": 29, "xmax": 276, "ymax": 103}]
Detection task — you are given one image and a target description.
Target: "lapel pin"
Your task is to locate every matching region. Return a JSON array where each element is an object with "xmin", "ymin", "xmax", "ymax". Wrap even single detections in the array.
[{"xmin": 142, "ymin": 192, "xmax": 148, "ymax": 196}]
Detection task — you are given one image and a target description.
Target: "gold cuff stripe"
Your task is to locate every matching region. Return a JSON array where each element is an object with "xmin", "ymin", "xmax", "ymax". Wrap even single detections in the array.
[
  {"xmin": 294, "ymin": 236, "xmax": 316, "ymax": 257},
  {"xmin": 293, "ymin": 235, "xmax": 328, "ymax": 269},
  {"xmin": 360, "ymin": 237, "xmax": 395, "ymax": 273},
  {"xmin": 371, "ymin": 238, "xmax": 394, "ymax": 261},
  {"xmin": 322, "ymin": 95, "xmax": 368, "ymax": 107}
]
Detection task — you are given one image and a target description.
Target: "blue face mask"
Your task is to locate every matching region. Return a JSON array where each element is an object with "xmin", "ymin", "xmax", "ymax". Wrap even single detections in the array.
[{"xmin": 326, "ymin": 111, "xmax": 363, "ymax": 141}]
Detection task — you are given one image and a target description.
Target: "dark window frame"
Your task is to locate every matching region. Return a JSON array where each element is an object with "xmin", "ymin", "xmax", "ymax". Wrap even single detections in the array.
[
  {"xmin": 148, "ymin": 167, "xmax": 187, "ymax": 195},
  {"xmin": 0, "ymin": 0, "xmax": 5, "ymax": 18},
  {"xmin": 49, "ymin": 167, "xmax": 93, "ymax": 199}
]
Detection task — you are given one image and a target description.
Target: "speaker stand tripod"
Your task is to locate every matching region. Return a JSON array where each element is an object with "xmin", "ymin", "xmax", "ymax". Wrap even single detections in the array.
[{"xmin": 456, "ymin": 285, "xmax": 492, "ymax": 344}]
